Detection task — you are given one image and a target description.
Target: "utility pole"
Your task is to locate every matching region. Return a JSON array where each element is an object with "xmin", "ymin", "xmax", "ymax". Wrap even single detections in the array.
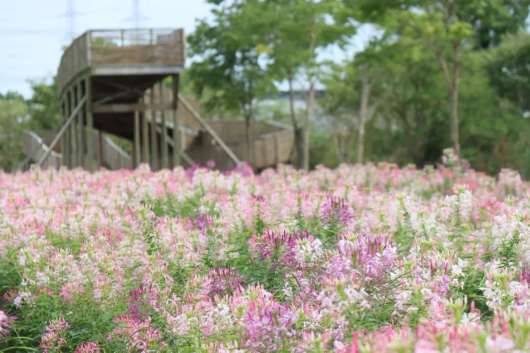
[
  {"xmin": 132, "ymin": 0, "xmax": 140, "ymax": 31},
  {"xmin": 60, "ymin": 0, "xmax": 81, "ymax": 43},
  {"xmin": 125, "ymin": 0, "xmax": 148, "ymax": 44}
]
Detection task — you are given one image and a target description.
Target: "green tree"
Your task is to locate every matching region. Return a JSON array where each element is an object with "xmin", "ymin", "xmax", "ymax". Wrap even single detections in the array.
[
  {"xmin": 187, "ymin": 0, "xmax": 276, "ymax": 165},
  {"xmin": 481, "ymin": 30, "xmax": 530, "ymax": 114},
  {"xmin": 264, "ymin": 0, "xmax": 355, "ymax": 170},
  {"xmin": 0, "ymin": 96, "xmax": 28, "ymax": 171},
  {"xmin": 26, "ymin": 77, "xmax": 61, "ymax": 131},
  {"xmin": 0, "ymin": 91, "xmax": 24, "ymax": 100},
  {"xmin": 463, "ymin": 0, "xmax": 530, "ymax": 49},
  {"xmin": 348, "ymin": 0, "xmax": 514, "ymax": 156}
]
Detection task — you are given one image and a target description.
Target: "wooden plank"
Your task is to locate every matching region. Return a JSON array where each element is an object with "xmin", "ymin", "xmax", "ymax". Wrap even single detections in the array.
[
  {"xmin": 172, "ymin": 75, "xmax": 180, "ymax": 167},
  {"xmin": 93, "ymin": 102, "xmax": 172, "ymax": 113},
  {"xmin": 77, "ymin": 81, "xmax": 84, "ymax": 168},
  {"xmin": 60, "ymin": 98, "xmax": 67, "ymax": 168},
  {"xmin": 86, "ymin": 77, "xmax": 95, "ymax": 172},
  {"xmin": 160, "ymin": 83, "xmax": 168, "ymax": 169},
  {"xmin": 97, "ymin": 131, "xmax": 103, "ymax": 168},
  {"xmin": 37, "ymin": 96, "xmax": 87, "ymax": 167},
  {"xmin": 64, "ymin": 92, "xmax": 71, "ymax": 168},
  {"xmin": 70, "ymin": 89, "xmax": 77, "ymax": 168},
  {"xmin": 141, "ymin": 98, "xmax": 149, "ymax": 165},
  {"xmin": 150, "ymin": 87, "xmax": 158, "ymax": 171},
  {"xmin": 92, "ymin": 66, "xmax": 183, "ymax": 76},
  {"xmin": 134, "ymin": 110, "xmax": 141, "ymax": 168},
  {"xmin": 178, "ymin": 93, "xmax": 240, "ymax": 165}
]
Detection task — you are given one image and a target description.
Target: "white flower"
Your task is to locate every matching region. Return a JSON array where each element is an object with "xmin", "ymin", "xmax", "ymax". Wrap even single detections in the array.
[
  {"xmin": 457, "ymin": 258, "xmax": 468, "ymax": 268},
  {"xmin": 228, "ymin": 251, "xmax": 240, "ymax": 259},
  {"xmin": 451, "ymin": 264, "xmax": 464, "ymax": 277},
  {"xmin": 485, "ymin": 336, "xmax": 515, "ymax": 352}
]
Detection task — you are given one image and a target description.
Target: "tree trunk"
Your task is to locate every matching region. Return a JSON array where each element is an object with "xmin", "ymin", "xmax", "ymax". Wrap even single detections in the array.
[
  {"xmin": 303, "ymin": 78, "xmax": 315, "ymax": 171},
  {"xmin": 288, "ymin": 72, "xmax": 303, "ymax": 169},
  {"xmin": 244, "ymin": 77, "xmax": 255, "ymax": 168},
  {"xmin": 357, "ymin": 75, "xmax": 371, "ymax": 164},
  {"xmin": 450, "ymin": 42, "xmax": 461, "ymax": 156},
  {"xmin": 246, "ymin": 115, "xmax": 252, "ymax": 166}
]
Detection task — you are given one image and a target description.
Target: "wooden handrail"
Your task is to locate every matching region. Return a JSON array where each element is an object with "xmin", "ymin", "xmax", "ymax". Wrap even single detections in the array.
[{"xmin": 177, "ymin": 94, "xmax": 240, "ymax": 165}]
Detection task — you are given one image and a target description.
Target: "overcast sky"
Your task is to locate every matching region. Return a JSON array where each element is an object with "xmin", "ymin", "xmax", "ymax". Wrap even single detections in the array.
[{"xmin": 0, "ymin": 0, "xmax": 375, "ymax": 98}]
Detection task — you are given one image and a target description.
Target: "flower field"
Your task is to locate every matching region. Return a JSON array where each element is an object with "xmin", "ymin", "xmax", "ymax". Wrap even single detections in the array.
[{"xmin": 1, "ymin": 157, "xmax": 530, "ymax": 352}]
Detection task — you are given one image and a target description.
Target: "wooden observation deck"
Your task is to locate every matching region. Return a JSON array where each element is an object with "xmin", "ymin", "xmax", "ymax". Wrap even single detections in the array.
[{"xmin": 21, "ymin": 28, "xmax": 294, "ymax": 172}]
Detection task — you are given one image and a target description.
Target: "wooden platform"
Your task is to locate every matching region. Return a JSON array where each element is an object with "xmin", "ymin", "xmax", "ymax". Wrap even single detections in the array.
[{"xmin": 57, "ymin": 29, "xmax": 185, "ymax": 96}]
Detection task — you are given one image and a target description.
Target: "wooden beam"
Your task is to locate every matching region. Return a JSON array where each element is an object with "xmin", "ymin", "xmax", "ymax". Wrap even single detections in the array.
[
  {"xmin": 160, "ymin": 83, "xmax": 168, "ymax": 169},
  {"xmin": 97, "ymin": 131, "xmax": 103, "ymax": 169},
  {"xmin": 153, "ymin": 122, "xmax": 195, "ymax": 166},
  {"xmin": 141, "ymin": 98, "xmax": 149, "ymax": 165},
  {"xmin": 172, "ymin": 75, "xmax": 180, "ymax": 167},
  {"xmin": 177, "ymin": 93, "xmax": 240, "ymax": 165},
  {"xmin": 37, "ymin": 96, "xmax": 87, "ymax": 167},
  {"xmin": 60, "ymin": 98, "xmax": 67, "ymax": 168},
  {"xmin": 93, "ymin": 102, "xmax": 172, "ymax": 114},
  {"xmin": 70, "ymin": 88, "xmax": 77, "ymax": 168},
  {"xmin": 86, "ymin": 77, "xmax": 95, "ymax": 172},
  {"xmin": 92, "ymin": 82, "xmax": 148, "ymax": 107},
  {"xmin": 134, "ymin": 110, "xmax": 141, "ymax": 168},
  {"xmin": 150, "ymin": 87, "xmax": 158, "ymax": 171},
  {"xmin": 64, "ymin": 92, "xmax": 71, "ymax": 168},
  {"xmin": 92, "ymin": 66, "xmax": 183, "ymax": 76},
  {"xmin": 77, "ymin": 81, "xmax": 84, "ymax": 168}
]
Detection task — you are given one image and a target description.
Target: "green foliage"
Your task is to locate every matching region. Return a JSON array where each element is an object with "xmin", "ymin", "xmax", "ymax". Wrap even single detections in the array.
[
  {"xmin": 187, "ymin": 1, "xmax": 275, "ymax": 119},
  {"xmin": 0, "ymin": 98, "xmax": 28, "ymax": 171},
  {"xmin": 26, "ymin": 77, "xmax": 61, "ymax": 131}
]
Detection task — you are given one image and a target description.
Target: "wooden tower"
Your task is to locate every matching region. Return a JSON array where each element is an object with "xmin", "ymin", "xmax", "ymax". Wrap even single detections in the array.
[
  {"xmin": 21, "ymin": 28, "xmax": 295, "ymax": 173},
  {"xmin": 53, "ymin": 28, "xmax": 186, "ymax": 171}
]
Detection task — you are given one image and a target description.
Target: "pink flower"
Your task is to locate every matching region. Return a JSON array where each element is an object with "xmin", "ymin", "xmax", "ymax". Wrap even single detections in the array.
[
  {"xmin": 415, "ymin": 339, "xmax": 440, "ymax": 353},
  {"xmin": 76, "ymin": 342, "xmax": 100, "ymax": 352}
]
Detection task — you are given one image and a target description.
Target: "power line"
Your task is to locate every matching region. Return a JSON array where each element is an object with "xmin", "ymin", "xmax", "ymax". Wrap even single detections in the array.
[
  {"xmin": 125, "ymin": 0, "xmax": 148, "ymax": 31},
  {"xmin": 59, "ymin": 0, "xmax": 83, "ymax": 42},
  {"xmin": 0, "ymin": 29, "xmax": 61, "ymax": 35},
  {"xmin": 133, "ymin": 0, "xmax": 140, "ymax": 30}
]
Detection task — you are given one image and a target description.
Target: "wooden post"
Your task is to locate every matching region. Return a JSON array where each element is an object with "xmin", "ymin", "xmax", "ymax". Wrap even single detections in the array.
[
  {"xmin": 97, "ymin": 131, "xmax": 103, "ymax": 169},
  {"xmin": 134, "ymin": 110, "xmax": 141, "ymax": 168},
  {"xmin": 141, "ymin": 98, "xmax": 149, "ymax": 165},
  {"xmin": 70, "ymin": 87, "xmax": 77, "ymax": 168},
  {"xmin": 160, "ymin": 82, "xmax": 168, "ymax": 169},
  {"xmin": 172, "ymin": 75, "xmax": 180, "ymax": 167},
  {"xmin": 150, "ymin": 87, "xmax": 158, "ymax": 171},
  {"xmin": 64, "ymin": 92, "xmax": 71, "ymax": 169},
  {"xmin": 60, "ymin": 98, "xmax": 67, "ymax": 168},
  {"xmin": 77, "ymin": 81, "xmax": 84, "ymax": 168},
  {"xmin": 85, "ymin": 77, "xmax": 95, "ymax": 172}
]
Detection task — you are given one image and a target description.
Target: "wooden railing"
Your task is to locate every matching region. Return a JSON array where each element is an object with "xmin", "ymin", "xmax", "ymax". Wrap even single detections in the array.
[
  {"xmin": 57, "ymin": 28, "xmax": 186, "ymax": 95},
  {"xmin": 186, "ymin": 128, "xmax": 294, "ymax": 171},
  {"xmin": 22, "ymin": 130, "xmax": 132, "ymax": 171},
  {"xmin": 23, "ymin": 132, "xmax": 62, "ymax": 170},
  {"xmin": 99, "ymin": 134, "xmax": 132, "ymax": 170}
]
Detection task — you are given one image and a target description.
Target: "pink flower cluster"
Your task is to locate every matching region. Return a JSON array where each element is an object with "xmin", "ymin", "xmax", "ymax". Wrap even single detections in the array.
[
  {"xmin": 0, "ymin": 162, "xmax": 530, "ymax": 351},
  {"xmin": 0, "ymin": 310, "xmax": 16, "ymax": 341}
]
